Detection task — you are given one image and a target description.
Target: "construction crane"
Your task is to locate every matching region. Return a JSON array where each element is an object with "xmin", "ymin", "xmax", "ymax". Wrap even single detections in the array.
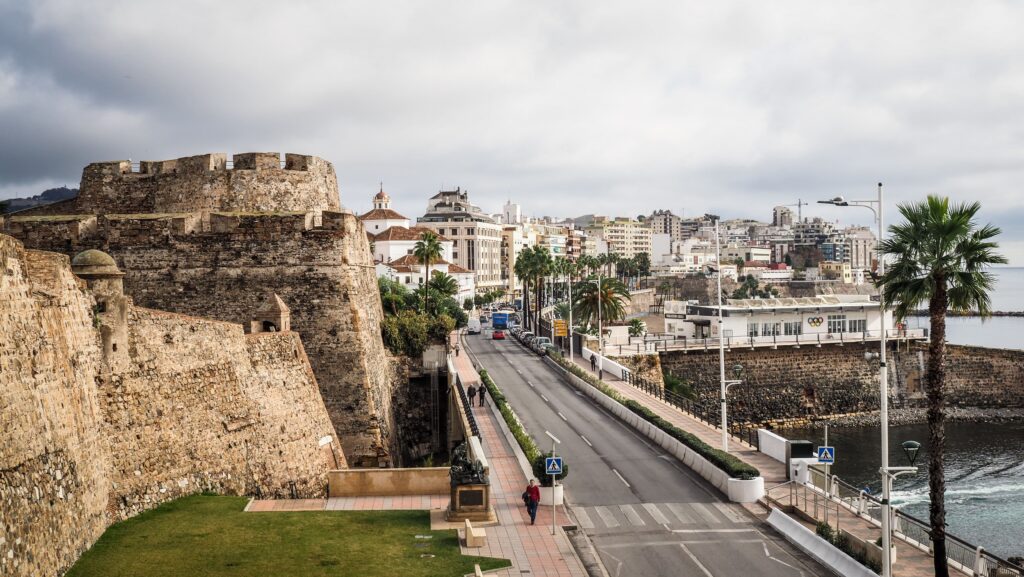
[{"xmin": 780, "ymin": 199, "xmax": 808, "ymax": 224}]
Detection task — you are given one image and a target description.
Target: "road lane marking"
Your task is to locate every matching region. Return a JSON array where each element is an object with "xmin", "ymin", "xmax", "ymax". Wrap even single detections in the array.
[
  {"xmin": 690, "ymin": 502, "xmax": 723, "ymax": 524},
  {"xmin": 666, "ymin": 503, "xmax": 696, "ymax": 524},
  {"xmin": 594, "ymin": 506, "xmax": 619, "ymax": 528},
  {"xmin": 619, "ymin": 504, "xmax": 645, "ymax": 526},
  {"xmin": 679, "ymin": 543, "xmax": 715, "ymax": 577},
  {"xmin": 712, "ymin": 502, "xmax": 751, "ymax": 524},
  {"xmin": 580, "ymin": 435, "xmax": 593, "ymax": 447},
  {"xmin": 527, "ymin": 381, "xmax": 535, "ymax": 387},
  {"xmin": 541, "ymin": 394, "xmax": 549, "ymax": 403},
  {"xmin": 643, "ymin": 503, "xmax": 670, "ymax": 525},
  {"xmin": 557, "ymin": 411, "xmax": 567, "ymax": 421},
  {"xmin": 612, "ymin": 469, "xmax": 631, "ymax": 488}
]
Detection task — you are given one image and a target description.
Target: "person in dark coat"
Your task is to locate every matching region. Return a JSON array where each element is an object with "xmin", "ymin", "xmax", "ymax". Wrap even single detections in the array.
[
  {"xmin": 467, "ymin": 384, "xmax": 477, "ymax": 407},
  {"xmin": 590, "ymin": 354, "xmax": 597, "ymax": 372},
  {"xmin": 523, "ymin": 479, "xmax": 541, "ymax": 525},
  {"xmin": 478, "ymin": 385, "xmax": 487, "ymax": 407}
]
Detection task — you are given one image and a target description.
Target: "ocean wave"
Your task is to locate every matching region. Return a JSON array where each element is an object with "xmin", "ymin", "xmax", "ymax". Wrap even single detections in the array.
[{"xmin": 890, "ymin": 482, "xmax": 1024, "ymax": 507}]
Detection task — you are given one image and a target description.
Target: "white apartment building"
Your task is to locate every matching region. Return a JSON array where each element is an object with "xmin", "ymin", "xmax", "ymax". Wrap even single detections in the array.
[
  {"xmin": 844, "ymin": 226, "xmax": 876, "ymax": 271},
  {"xmin": 359, "ymin": 190, "xmax": 453, "ymax": 264},
  {"xmin": 585, "ymin": 217, "xmax": 652, "ymax": 259},
  {"xmin": 417, "ymin": 187, "xmax": 504, "ymax": 291},
  {"xmin": 722, "ymin": 244, "xmax": 772, "ymax": 264}
]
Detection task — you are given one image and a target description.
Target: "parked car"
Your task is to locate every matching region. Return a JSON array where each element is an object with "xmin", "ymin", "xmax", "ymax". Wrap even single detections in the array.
[
  {"xmin": 492, "ymin": 330, "xmax": 505, "ymax": 340},
  {"xmin": 521, "ymin": 332, "xmax": 535, "ymax": 345},
  {"xmin": 532, "ymin": 337, "xmax": 551, "ymax": 352}
]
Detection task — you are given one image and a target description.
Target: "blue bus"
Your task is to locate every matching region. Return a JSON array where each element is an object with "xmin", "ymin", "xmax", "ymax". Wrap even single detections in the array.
[{"xmin": 492, "ymin": 311, "xmax": 511, "ymax": 329}]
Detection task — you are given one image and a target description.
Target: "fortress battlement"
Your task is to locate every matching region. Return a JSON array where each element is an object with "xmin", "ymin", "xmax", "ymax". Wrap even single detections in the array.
[{"xmin": 18, "ymin": 152, "xmax": 341, "ymax": 217}]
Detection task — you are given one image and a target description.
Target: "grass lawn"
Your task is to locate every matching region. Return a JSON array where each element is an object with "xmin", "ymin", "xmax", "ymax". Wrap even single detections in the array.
[{"xmin": 66, "ymin": 495, "xmax": 510, "ymax": 577}]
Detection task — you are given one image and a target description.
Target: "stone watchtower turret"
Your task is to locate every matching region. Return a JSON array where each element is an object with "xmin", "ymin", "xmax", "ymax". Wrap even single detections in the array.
[
  {"xmin": 250, "ymin": 293, "xmax": 290, "ymax": 333},
  {"xmin": 72, "ymin": 249, "xmax": 129, "ymax": 370}
]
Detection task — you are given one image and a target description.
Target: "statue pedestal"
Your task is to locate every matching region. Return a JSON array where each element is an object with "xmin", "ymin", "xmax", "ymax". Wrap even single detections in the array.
[{"xmin": 445, "ymin": 483, "xmax": 496, "ymax": 523}]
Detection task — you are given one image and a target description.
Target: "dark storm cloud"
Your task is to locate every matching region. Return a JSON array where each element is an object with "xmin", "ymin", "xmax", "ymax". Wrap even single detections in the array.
[{"xmin": 1, "ymin": 1, "xmax": 1022, "ymax": 260}]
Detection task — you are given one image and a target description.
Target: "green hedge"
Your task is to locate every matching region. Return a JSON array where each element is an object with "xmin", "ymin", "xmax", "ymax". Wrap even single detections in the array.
[
  {"xmin": 547, "ymin": 352, "xmax": 760, "ymax": 480},
  {"xmin": 479, "ymin": 369, "xmax": 541, "ymax": 464}
]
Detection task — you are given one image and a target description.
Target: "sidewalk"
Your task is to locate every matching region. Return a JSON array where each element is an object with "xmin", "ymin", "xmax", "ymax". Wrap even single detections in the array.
[
  {"xmin": 453, "ymin": 332, "xmax": 588, "ymax": 577},
  {"xmin": 566, "ymin": 353, "xmax": 967, "ymax": 577}
]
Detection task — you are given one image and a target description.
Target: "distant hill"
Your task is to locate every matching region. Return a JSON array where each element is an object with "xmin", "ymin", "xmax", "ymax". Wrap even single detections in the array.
[{"xmin": 0, "ymin": 186, "xmax": 78, "ymax": 214}]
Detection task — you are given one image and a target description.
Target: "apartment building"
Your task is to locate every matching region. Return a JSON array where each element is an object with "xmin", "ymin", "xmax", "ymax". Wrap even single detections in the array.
[{"xmin": 417, "ymin": 187, "xmax": 504, "ymax": 291}]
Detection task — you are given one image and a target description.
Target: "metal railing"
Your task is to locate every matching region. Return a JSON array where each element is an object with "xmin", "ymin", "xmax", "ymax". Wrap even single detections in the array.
[
  {"xmin": 804, "ymin": 467, "xmax": 1023, "ymax": 576},
  {"xmin": 618, "ymin": 367, "xmax": 759, "ymax": 450},
  {"xmin": 605, "ymin": 328, "xmax": 929, "ymax": 356}
]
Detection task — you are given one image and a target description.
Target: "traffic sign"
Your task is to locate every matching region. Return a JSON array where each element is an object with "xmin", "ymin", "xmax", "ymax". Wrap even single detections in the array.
[
  {"xmin": 553, "ymin": 319, "xmax": 568, "ymax": 337},
  {"xmin": 545, "ymin": 456, "xmax": 563, "ymax": 475},
  {"xmin": 817, "ymin": 446, "xmax": 835, "ymax": 464}
]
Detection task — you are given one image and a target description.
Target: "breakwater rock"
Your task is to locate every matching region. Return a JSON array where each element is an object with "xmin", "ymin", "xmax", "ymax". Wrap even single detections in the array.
[{"xmin": 772, "ymin": 407, "xmax": 1024, "ymax": 429}]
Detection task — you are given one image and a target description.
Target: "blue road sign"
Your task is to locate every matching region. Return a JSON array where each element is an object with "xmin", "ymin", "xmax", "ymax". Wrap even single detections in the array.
[
  {"xmin": 545, "ymin": 457, "xmax": 563, "ymax": 475},
  {"xmin": 817, "ymin": 446, "xmax": 835, "ymax": 464}
]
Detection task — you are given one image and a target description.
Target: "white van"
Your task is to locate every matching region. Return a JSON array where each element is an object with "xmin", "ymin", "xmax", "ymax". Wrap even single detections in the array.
[{"xmin": 467, "ymin": 318, "xmax": 482, "ymax": 335}]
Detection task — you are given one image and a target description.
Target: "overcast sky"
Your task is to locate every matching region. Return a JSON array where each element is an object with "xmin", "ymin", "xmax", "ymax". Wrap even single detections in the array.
[{"xmin": 1, "ymin": 1, "xmax": 1022, "ymax": 262}]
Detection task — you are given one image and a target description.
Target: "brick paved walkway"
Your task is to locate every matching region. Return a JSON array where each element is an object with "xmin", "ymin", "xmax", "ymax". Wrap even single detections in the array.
[{"xmin": 568, "ymin": 353, "xmax": 968, "ymax": 577}]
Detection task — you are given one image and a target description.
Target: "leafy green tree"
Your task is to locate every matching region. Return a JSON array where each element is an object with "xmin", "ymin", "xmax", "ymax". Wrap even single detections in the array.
[
  {"xmin": 634, "ymin": 253, "xmax": 651, "ymax": 278},
  {"xmin": 464, "ymin": 297, "xmax": 474, "ymax": 310},
  {"xmin": 378, "ymin": 277, "xmax": 408, "ymax": 315},
  {"xmin": 878, "ymin": 195, "xmax": 1006, "ymax": 577},
  {"xmin": 413, "ymin": 231, "xmax": 444, "ymax": 313}
]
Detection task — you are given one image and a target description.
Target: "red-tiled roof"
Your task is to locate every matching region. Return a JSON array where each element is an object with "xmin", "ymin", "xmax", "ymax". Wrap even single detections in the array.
[
  {"xmin": 359, "ymin": 208, "xmax": 408, "ymax": 221},
  {"xmin": 372, "ymin": 226, "xmax": 450, "ymax": 242},
  {"xmin": 447, "ymin": 263, "xmax": 472, "ymax": 274},
  {"xmin": 388, "ymin": 254, "xmax": 454, "ymax": 267}
]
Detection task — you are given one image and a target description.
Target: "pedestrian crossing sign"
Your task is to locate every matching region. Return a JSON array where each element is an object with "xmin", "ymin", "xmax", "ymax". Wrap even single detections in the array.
[
  {"xmin": 545, "ymin": 457, "xmax": 563, "ymax": 475},
  {"xmin": 817, "ymin": 446, "xmax": 835, "ymax": 464}
]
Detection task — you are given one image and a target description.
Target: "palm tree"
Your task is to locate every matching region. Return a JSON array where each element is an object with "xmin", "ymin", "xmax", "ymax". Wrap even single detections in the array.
[
  {"xmin": 878, "ymin": 195, "xmax": 1005, "ymax": 577},
  {"xmin": 531, "ymin": 246, "xmax": 553, "ymax": 331},
  {"xmin": 413, "ymin": 231, "xmax": 444, "ymax": 314},
  {"xmin": 428, "ymin": 271, "xmax": 459, "ymax": 297},
  {"xmin": 573, "ymin": 276, "xmax": 630, "ymax": 327},
  {"xmin": 514, "ymin": 246, "xmax": 535, "ymax": 329},
  {"xmin": 628, "ymin": 318, "xmax": 646, "ymax": 337}
]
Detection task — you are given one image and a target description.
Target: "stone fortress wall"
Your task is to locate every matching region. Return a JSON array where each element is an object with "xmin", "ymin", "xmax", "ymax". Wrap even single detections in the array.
[
  {"xmin": 5, "ymin": 152, "xmax": 401, "ymax": 467},
  {"xmin": 24, "ymin": 152, "xmax": 340, "ymax": 216},
  {"xmin": 0, "ymin": 234, "xmax": 340, "ymax": 577},
  {"xmin": 659, "ymin": 342, "xmax": 1024, "ymax": 426}
]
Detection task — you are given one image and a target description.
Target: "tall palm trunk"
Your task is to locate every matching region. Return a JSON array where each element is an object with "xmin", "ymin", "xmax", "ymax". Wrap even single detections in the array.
[
  {"xmin": 534, "ymin": 279, "xmax": 542, "ymax": 333},
  {"xmin": 522, "ymin": 278, "xmax": 530, "ymax": 329},
  {"xmin": 927, "ymin": 274, "xmax": 949, "ymax": 577}
]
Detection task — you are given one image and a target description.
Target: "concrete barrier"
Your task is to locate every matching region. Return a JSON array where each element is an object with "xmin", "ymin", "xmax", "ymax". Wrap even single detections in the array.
[
  {"xmin": 328, "ymin": 467, "xmax": 450, "ymax": 497},
  {"xmin": 758, "ymin": 429, "xmax": 789, "ymax": 464},
  {"xmin": 767, "ymin": 509, "xmax": 877, "ymax": 577},
  {"xmin": 543, "ymin": 357, "xmax": 762, "ymax": 501}
]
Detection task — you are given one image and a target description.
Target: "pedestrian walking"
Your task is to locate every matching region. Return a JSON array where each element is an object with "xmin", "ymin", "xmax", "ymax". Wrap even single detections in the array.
[
  {"xmin": 522, "ymin": 479, "xmax": 541, "ymax": 525},
  {"xmin": 478, "ymin": 385, "xmax": 487, "ymax": 406},
  {"xmin": 467, "ymin": 384, "xmax": 477, "ymax": 407},
  {"xmin": 455, "ymin": 343, "xmax": 460, "ymax": 356},
  {"xmin": 590, "ymin": 354, "xmax": 596, "ymax": 372}
]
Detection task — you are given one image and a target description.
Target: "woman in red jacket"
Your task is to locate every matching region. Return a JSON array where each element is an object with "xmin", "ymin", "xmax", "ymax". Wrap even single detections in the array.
[{"xmin": 523, "ymin": 479, "xmax": 541, "ymax": 525}]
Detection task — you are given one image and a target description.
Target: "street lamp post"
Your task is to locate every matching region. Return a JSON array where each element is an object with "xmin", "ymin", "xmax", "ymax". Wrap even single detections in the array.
[
  {"xmin": 819, "ymin": 183, "xmax": 899, "ymax": 577},
  {"xmin": 545, "ymin": 431, "xmax": 562, "ymax": 536},
  {"xmin": 721, "ymin": 365, "xmax": 744, "ymax": 451}
]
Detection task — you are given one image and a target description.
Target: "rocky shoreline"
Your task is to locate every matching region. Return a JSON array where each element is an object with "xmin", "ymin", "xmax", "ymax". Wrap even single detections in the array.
[{"xmin": 770, "ymin": 406, "xmax": 1024, "ymax": 429}]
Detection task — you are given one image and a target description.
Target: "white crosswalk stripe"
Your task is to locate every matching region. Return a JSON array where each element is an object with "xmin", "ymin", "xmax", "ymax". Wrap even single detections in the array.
[
  {"xmin": 594, "ymin": 506, "xmax": 620, "ymax": 528},
  {"xmin": 619, "ymin": 504, "xmax": 645, "ymax": 526},
  {"xmin": 643, "ymin": 503, "xmax": 671, "ymax": 525},
  {"xmin": 576, "ymin": 502, "xmax": 749, "ymax": 531},
  {"xmin": 575, "ymin": 507, "xmax": 595, "ymax": 529},
  {"xmin": 712, "ymin": 502, "xmax": 751, "ymax": 523},
  {"xmin": 690, "ymin": 502, "xmax": 723, "ymax": 524}
]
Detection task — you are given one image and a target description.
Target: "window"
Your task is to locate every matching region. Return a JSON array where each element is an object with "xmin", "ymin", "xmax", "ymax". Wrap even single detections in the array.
[
  {"xmin": 848, "ymin": 319, "xmax": 867, "ymax": 333},
  {"xmin": 747, "ymin": 322, "xmax": 759, "ymax": 337},
  {"xmin": 762, "ymin": 322, "xmax": 781, "ymax": 337},
  {"xmin": 438, "ymin": 229, "xmax": 445, "ymax": 235},
  {"xmin": 784, "ymin": 321, "xmax": 802, "ymax": 336},
  {"xmin": 827, "ymin": 314, "xmax": 847, "ymax": 333}
]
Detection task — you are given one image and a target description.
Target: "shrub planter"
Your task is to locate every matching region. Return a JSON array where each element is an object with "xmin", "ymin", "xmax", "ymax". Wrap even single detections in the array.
[
  {"xmin": 727, "ymin": 476, "xmax": 765, "ymax": 503},
  {"xmin": 539, "ymin": 484, "xmax": 564, "ymax": 506}
]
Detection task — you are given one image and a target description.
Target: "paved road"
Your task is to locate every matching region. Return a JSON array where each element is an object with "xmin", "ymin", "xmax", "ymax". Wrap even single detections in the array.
[{"xmin": 465, "ymin": 330, "xmax": 829, "ymax": 577}]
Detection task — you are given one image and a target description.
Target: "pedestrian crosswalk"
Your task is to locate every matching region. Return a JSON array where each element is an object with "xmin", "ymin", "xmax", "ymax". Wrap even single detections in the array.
[{"xmin": 572, "ymin": 501, "xmax": 751, "ymax": 531}]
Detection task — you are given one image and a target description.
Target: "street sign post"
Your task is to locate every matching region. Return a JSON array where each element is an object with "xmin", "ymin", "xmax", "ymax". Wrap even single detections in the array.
[
  {"xmin": 544, "ymin": 432, "xmax": 562, "ymax": 536},
  {"xmin": 545, "ymin": 457, "xmax": 563, "ymax": 475}
]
